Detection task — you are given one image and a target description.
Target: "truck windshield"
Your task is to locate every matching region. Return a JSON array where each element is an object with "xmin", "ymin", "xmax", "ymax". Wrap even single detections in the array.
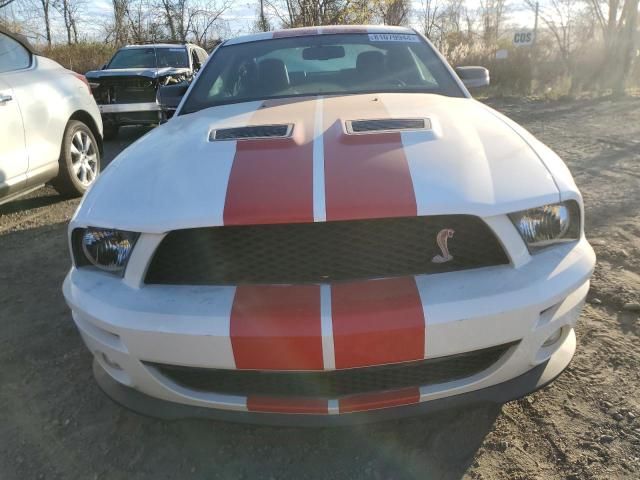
[
  {"xmin": 181, "ymin": 33, "xmax": 463, "ymax": 114},
  {"xmin": 107, "ymin": 47, "xmax": 189, "ymax": 69}
]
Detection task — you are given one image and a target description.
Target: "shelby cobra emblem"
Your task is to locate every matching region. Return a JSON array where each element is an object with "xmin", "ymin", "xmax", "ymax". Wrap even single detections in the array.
[{"xmin": 432, "ymin": 228, "xmax": 455, "ymax": 263}]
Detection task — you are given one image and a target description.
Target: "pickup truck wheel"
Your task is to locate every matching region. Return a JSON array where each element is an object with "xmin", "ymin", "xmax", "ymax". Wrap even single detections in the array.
[
  {"xmin": 52, "ymin": 120, "xmax": 101, "ymax": 197},
  {"xmin": 103, "ymin": 123, "xmax": 119, "ymax": 141}
]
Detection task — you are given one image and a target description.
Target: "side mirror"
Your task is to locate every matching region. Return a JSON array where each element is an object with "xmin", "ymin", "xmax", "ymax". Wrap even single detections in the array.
[
  {"xmin": 159, "ymin": 82, "xmax": 189, "ymax": 112},
  {"xmin": 455, "ymin": 66, "xmax": 490, "ymax": 89},
  {"xmin": 101, "ymin": 63, "xmax": 107, "ymax": 70}
]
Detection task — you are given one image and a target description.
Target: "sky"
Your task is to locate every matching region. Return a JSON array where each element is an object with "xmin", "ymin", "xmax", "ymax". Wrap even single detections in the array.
[
  {"xmin": 7, "ymin": 0, "xmax": 539, "ymax": 43},
  {"xmin": 86, "ymin": 0, "xmax": 538, "ymax": 37}
]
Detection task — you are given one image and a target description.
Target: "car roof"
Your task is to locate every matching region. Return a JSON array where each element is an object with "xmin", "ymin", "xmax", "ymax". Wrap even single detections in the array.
[
  {"xmin": 0, "ymin": 25, "xmax": 37, "ymax": 54},
  {"xmin": 224, "ymin": 25, "xmax": 417, "ymax": 46}
]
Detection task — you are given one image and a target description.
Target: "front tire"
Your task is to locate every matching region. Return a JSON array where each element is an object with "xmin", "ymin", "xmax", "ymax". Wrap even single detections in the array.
[{"xmin": 52, "ymin": 120, "xmax": 101, "ymax": 197}]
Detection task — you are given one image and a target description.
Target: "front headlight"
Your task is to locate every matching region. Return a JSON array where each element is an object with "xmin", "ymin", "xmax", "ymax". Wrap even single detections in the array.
[
  {"xmin": 509, "ymin": 201, "xmax": 580, "ymax": 250},
  {"xmin": 72, "ymin": 227, "xmax": 140, "ymax": 274}
]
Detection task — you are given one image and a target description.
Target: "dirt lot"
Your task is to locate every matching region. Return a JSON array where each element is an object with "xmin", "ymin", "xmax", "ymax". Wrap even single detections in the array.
[{"xmin": 1, "ymin": 96, "xmax": 639, "ymax": 480}]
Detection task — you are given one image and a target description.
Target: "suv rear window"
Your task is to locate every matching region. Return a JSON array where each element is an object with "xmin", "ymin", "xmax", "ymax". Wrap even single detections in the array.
[{"xmin": 181, "ymin": 33, "xmax": 463, "ymax": 114}]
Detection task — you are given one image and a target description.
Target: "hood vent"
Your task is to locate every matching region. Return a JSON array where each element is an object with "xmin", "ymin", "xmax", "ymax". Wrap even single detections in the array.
[
  {"xmin": 346, "ymin": 118, "xmax": 431, "ymax": 134},
  {"xmin": 210, "ymin": 124, "xmax": 293, "ymax": 141}
]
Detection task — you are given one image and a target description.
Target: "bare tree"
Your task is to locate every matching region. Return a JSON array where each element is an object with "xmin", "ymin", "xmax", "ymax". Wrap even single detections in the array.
[
  {"xmin": 478, "ymin": 0, "xmax": 506, "ymax": 46},
  {"xmin": 612, "ymin": 0, "xmax": 639, "ymax": 94},
  {"xmin": 4, "ymin": 0, "xmax": 52, "ymax": 44},
  {"xmin": 418, "ymin": 0, "xmax": 470, "ymax": 50},
  {"xmin": 588, "ymin": 0, "xmax": 622, "ymax": 46},
  {"xmin": 588, "ymin": 0, "xmax": 640, "ymax": 94},
  {"xmin": 266, "ymin": 0, "xmax": 353, "ymax": 27},
  {"xmin": 525, "ymin": 0, "xmax": 577, "ymax": 68},
  {"xmin": 0, "ymin": 0, "xmax": 17, "ymax": 9},
  {"xmin": 54, "ymin": 0, "xmax": 82, "ymax": 44},
  {"xmin": 158, "ymin": 0, "xmax": 178, "ymax": 39},
  {"xmin": 188, "ymin": 3, "xmax": 229, "ymax": 45},
  {"xmin": 154, "ymin": 0, "xmax": 229, "ymax": 43},
  {"xmin": 101, "ymin": 0, "xmax": 229, "ymax": 46},
  {"xmin": 374, "ymin": 0, "xmax": 411, "ymax": 25},
  {"xmin": 420, "ymin": 0, "xmax": 444, "ymax": 39},
  {"xmin": 124, "ymin": 0, "xmax": 158, "ymax": 43},
  {"xmin": 39, "ymin": 0, "xmax": 52, "ymax": 45},
  {"xmin": 255, "ymin": 0, "xmax": 271, "ymax": 32},
  {"xmin": 112, "ymin": 0, "xmax": 130, "ymax": 45}
]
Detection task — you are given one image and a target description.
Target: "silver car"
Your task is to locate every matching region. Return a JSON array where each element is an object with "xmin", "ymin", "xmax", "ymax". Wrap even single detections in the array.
[{"xmin": 0, "ymin": 27, "xmax": 103, "ymax": 205}]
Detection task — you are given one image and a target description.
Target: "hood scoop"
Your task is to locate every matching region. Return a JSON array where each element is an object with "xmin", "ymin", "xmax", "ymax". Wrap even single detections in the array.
[
  {"xmin": 346, "ymin": 118, "xmax": 431, "ymax": 134},
  {"xmin": 209, "ymin": 124, "xmax": 293, "ymax": 141}
]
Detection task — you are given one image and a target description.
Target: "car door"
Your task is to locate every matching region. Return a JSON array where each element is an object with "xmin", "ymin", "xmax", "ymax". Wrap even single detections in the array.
[{"xmin": 0, "ymin": 32, "xmax": 29, "ymax": 201}]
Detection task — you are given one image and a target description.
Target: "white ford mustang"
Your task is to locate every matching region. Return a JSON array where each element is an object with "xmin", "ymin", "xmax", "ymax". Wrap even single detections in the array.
[{"xmin": 63, "ymin": 25, "xmax": 595, "ymax": 425}]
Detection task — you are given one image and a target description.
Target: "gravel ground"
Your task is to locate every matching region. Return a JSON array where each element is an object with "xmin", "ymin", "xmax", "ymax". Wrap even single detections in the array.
[{"xmin": 1, "ymin": 96, "xmax": 639, "ymax": 479}]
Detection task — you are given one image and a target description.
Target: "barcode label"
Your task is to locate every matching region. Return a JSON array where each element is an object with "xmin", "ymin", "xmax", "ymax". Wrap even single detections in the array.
[{"xmin": 368, "ymin": 33, "xmax": 420, "ymax": 43}]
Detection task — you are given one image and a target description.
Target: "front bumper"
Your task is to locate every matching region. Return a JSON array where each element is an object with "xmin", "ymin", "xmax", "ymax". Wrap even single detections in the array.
[
  {"xmin": 94, "ymin": 328, "xmax": 576, "ymax": 426},
  {"xmin": 99, "ymin": 103, "xmax": 166, "ymax": 127},
  {"xmin": 98, "ymin": 102, "xmax": 162, "ymax": 113},
  {"xmin": 63, "ymin": 236, "xmax": 595, "ymax": 423}
]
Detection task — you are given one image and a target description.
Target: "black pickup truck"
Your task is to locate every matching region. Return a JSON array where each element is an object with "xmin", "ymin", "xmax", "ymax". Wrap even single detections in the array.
[{"xmin": 86, "ymin": 43, "xmax": 208, "ymax": 139}]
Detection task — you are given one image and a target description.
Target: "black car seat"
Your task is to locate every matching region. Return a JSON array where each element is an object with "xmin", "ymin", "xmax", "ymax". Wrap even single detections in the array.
[
  {"xmin": 356, "ymin": 51, "xmax": 385, "ymax": 83},
  {"xmin": 258, "ymin": 58, "xmax": 290, "ymax": 95}
]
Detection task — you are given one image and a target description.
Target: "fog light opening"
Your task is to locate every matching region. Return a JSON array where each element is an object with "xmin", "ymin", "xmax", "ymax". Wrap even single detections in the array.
[
  {"xmin": 99, "ymin": 351, "xmax": 122, "ymax": 371},
  {"xmin": 542, "ymin": 328, "xmax": 564, "ymax": 348}
]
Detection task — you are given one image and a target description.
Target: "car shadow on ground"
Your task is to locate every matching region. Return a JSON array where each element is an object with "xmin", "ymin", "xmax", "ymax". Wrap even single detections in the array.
[
  {"xmin": 0, "ymin": 191, "xmax": 63, "ymax": 216},
  {"xmin": 127, "ymin": 403, "xmax": 501, "ymax": 479},
  {"xmin": 0, "ymin": 126, "xmax": 151, "ymax": 220}
]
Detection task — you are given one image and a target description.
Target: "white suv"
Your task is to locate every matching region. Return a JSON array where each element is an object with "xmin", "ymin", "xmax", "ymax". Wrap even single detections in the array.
[{"xmin": 0, "ymin": 27, "xmax": 103, "ymax": 205}]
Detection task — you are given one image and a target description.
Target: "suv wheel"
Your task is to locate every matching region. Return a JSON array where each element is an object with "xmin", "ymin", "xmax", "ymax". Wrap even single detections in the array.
[{"xmin": 52, "ymin": 120, "xmax": 101, "ymax": 197}]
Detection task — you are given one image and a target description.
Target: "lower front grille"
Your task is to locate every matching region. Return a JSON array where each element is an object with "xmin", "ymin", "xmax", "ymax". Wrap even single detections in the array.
[
  {"xmin": 145, "ymin": 215, "xmax": 510, "ymax": 285},
  {"xmin": 147, "ymin": 343, "xmax": 515, "ymax": 398},
  {"xmin": 92, "ymin": 78, "xmax": 157, "ymax": 104}
]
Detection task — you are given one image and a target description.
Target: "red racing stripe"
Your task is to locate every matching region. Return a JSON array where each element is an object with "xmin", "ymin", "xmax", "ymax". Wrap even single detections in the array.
[
  {"xmin": 247, "ymin": 396, "xmax": 328, "ymax": 414},
  {"xmin": 331, "ymin": 277, "xmax": 425, "ymax": 369},
  {"xmin": 339, "ymin": 387, "xmax": 420, "ymax": 413},
  {"xmin": 223, "ymin": 99, "xmax": 315, "ymax": 225},
  {"xmin": 230, "ymin": 285, "xmax": 324, "ymax": 370},
  {"xmin": 322, "ymin": 96, "xmax": 417, "ymax": 221}
]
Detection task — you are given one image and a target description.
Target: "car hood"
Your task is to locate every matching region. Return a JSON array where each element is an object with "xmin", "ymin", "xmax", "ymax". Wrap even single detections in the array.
[
  {"xmin": 85, "ymin": 67, "xmax": 190, "ymax": 80},
  {"xmin": 74, "ymin": 93, "xmax": 561, "ymax": 233}
]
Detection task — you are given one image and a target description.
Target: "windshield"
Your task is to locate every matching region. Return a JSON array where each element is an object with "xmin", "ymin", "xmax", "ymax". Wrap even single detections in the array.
[
  {"xmin": 181, "ymin": 33, "xmax": 463, "ymax": 114},
  {"xmin": 107, "ymin": 47, "xmax": 189, "ymax": 69}
]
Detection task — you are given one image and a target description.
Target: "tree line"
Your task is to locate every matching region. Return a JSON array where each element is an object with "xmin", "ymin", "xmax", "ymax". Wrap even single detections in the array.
[
  {"xmin": 0, "ymin": 0, "xmax": 638, "ymax": 95},
  {"xmin": 1, "ymin": 0, "xmax": 232, "ymax": 49},
  {"xmin": 257, "ymin": 0, "xmax": 638, "ymax": 95}
]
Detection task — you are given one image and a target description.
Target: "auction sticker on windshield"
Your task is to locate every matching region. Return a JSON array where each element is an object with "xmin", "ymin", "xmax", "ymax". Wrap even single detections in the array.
[{"xmin": 368, "ymin": 33, "xmax": 419, "ymax": 42}]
